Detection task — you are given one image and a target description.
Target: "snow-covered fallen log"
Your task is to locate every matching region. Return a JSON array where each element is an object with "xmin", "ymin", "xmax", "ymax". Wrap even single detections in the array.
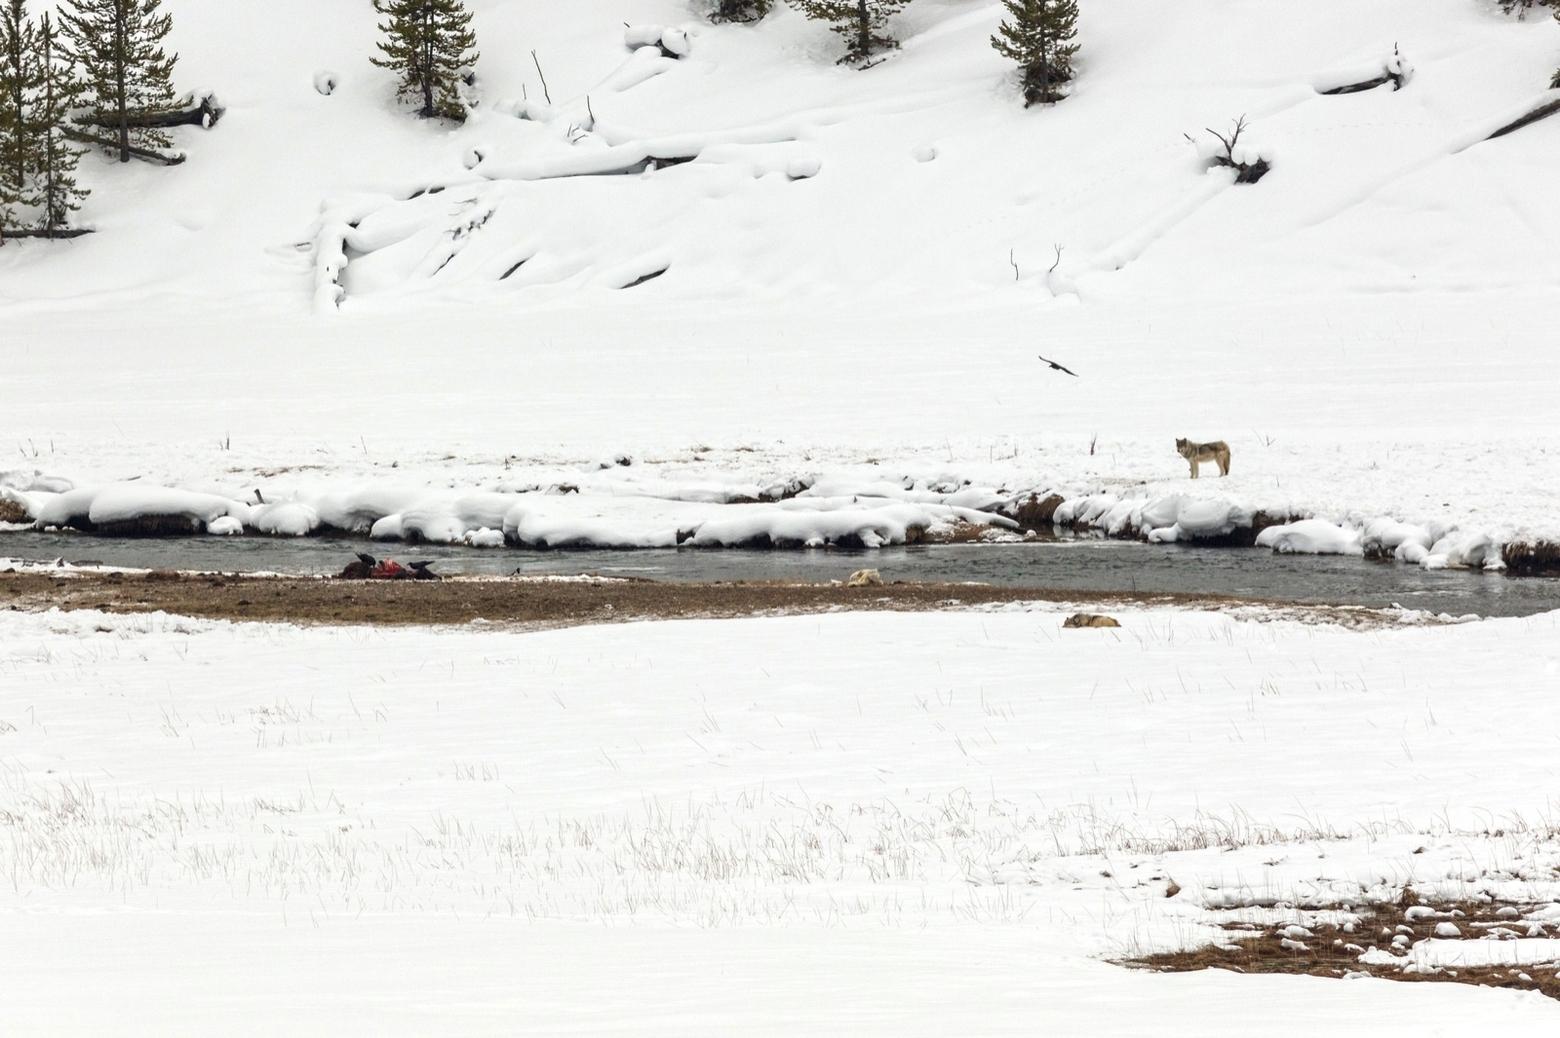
[
  {"xmin": 73, "ymin": 91, "xmax": 225, "ymax": 131},
  {"xmin": 624, "ymin": 24, "xmax": 690, "ymax": 59},
  {"xmin": 61, "ymin": 127, "xmax": 185, "ymax": 166}
]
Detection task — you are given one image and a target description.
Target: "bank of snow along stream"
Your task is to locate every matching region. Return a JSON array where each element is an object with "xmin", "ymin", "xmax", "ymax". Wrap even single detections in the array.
[{"xmin": 4, "ymin": 468, "xmax": 1557, "ymax": 577}]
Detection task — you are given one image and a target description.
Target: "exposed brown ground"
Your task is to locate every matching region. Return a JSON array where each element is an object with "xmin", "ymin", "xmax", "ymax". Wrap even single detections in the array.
[
  {"xmin": 0, "ymin": 568, "xmax": 1292, "ymax": 629},
  {"xmin": 1124, "ymin": 894, "xmax": 1560, "ymax": 1002}
]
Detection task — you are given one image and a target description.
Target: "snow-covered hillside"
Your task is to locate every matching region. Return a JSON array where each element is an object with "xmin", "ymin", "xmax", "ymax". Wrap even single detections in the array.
[{"xmin": 2, "ymin": 0, "xmax": 1559, "ymax": 548}]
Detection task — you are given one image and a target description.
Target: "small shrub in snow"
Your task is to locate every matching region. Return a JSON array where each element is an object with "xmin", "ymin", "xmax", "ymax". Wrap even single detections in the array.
[
  {"xmin": 788, "ymin": 0, "xmax": 912, "ymax": 68},
  {"xmin": 1190, "ymin": 115, "xmax": 1270, "ymax": 184},
  {"xmin": 990, "ymin": 0, "xmax": 1080, "ymax": 106},
  {"xmin": 707, "ymin": 0, "xmax": 775, "ymax": 23},
  {"xmin": 371, "ymin": 0, "xmax": 479, "ymax": 121}
]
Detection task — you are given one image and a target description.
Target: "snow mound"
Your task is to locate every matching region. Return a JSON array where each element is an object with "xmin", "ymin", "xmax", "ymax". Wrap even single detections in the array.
[
  {"xmin": 1256, "ymin": 519, "xmax": 1364, "ymax": 556},
  {"xmin": 251, "ymin": 502, "xmax": 321, "ymax": 537},
  {"xmin": 1362, "ymin": 517, "xmax": 1434, "ymax": 559},
  {"xmin": 1, "ymin": 469, "xmax": 73, "ymax": 494},
  {"xmin": 1142, "ymin": 496, "xmax": 1253, "ymax": 543},
  {"xmin": 464, "ymin": 526, "xmax": 505, "ymax": 548},
  {"xmin": 1425, "ymin": 530, "xmax": 1505, "ymax": 571},
  {"xmin": 25, "ymin": 484, "xmax": 251, "ymax": 531},
  {"xmin": 625, "ymin": 24, "xmax": 690, "ymax": 58},
  {"xmin": 87, "ymin": 486, "xmax": 249, "ymax": 527},
  {"xmin": 392, "ymin": 493, "xmax": 521, "ymax": 544},
  {"xmin": 690, "ymin": 501, "xmax": 947, "ymax": 549},
  {"xmin": 502, "ymin": 505, "xmax": 677, "ymax": 549},
  {"xmin": 313, "ymin": 486, "xmax": 427, "ymax": 534}
]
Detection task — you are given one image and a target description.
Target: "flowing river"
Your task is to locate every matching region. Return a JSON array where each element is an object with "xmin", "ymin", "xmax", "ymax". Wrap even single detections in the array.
[{"xmin": 5, "ymin": 530, "xmax": 1559, "ymax": 618}]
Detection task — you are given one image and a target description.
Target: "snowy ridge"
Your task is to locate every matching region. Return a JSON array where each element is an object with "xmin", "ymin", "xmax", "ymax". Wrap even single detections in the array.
[{"xmin": 3, "ymin": 474, "xmax": 1017, "ymax": 551}]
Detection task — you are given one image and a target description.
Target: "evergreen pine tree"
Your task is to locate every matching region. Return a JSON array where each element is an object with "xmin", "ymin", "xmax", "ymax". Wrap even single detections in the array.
[
  {"xmin": 1, "ymin": 0, "xmax": 42, "ymax": 224},
  {"xmin": 789, "ymin": 0, "xmax": 912, "ymax": 67},
  {"xmin": 35, "ymin": 13, "xmax": 88, "ymax": 235},
  {"xmin": 1499, "ymin": 0, "xmax": 1553, "ymax": 17},
  {"xmin": 709, "ymin": 0, "xmax": 774, "ymax": 23},
  {"xmin": 59, "ymin": 0, "xmax": 179, "ymax": 163},
  {"xmin": 1553, "ymin": 4, "xmax": 1560, "ymax": 89},
  {"xmin": 991, "ymin": 0, "xmax": 1079, "ymax": 106},
  {"xmin": 371, "ymin": 0, "xmax": 479, "ymax": 121}
]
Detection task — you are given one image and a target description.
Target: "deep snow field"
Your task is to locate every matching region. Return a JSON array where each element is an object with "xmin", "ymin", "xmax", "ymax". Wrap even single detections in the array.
[
  {"xmin": 5, "ymin": 0, "xmax": 1560, "ymax": 1031},
  {"xmin": 4, "ymin": 603, "xmax": 1560, "ymax": 1033}
]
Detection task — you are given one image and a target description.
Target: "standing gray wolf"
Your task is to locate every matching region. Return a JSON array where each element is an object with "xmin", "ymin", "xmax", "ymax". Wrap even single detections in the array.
[{"xmin": 1175, "ymin": 438, "xmax": 1231, "ymax": 478}]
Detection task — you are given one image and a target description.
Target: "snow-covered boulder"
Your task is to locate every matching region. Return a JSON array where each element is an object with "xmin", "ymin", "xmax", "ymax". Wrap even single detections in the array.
[
  {"xmin": 1424, "ymin": 530, "xmax": 1504, "ymax": 571},
  {"xmin": 1144, "ymin": 497, "xmax": 1252, "ymax": 543},
  {"xmin": 314, "ymin": 486, "xmax": 425, "ymax": 533},
  {"xmin": 1256, "ymin": 519, "xmax": 1363, "ymax": 556},
  {"xmin": 398, "ymin": 493, "xmax": 523, "ymax": 544},
  {"xmin": 32, "ymin": 486, "xmax": 97, "ymax": 528},
  {"xmin": 1362, "ymin": 517, "xmax": 1432, "ymax": 559},
  {"xmin": 27, "ymin": 483, "xmax": 250, "ymax": 534},
  {"xmin": 252, "ymin": 501, "xmax": 320, "ymax": 537},
  {"xmin": 1138, "ymin": 494, "xmax": 1185, "ymax": 533},
  {"xmin": 502, "ymin": 504, "xmax": 676, "ymax": 549},
  {"xmin": 369, "ymin": 513, "xmax": 405, "ymax": 541},
  {"xmin": 688, "ymin": 502, "xmax": 938, "ymax": 549},
  {"xmin": 464, "ymin": 527, "xmax": 505, "ymax": 548}
]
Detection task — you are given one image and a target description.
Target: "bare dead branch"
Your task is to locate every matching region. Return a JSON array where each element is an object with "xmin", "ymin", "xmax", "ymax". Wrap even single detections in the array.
[
  {"xmin": 1203, "ymin": 114, "xmax": 1248, "ymax": 164},
  {"xmin": 531, "ymin": 50, "xmax": 552, "ymax": 104}
]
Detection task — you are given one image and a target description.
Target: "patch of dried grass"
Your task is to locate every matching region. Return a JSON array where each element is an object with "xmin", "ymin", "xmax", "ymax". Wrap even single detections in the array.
[{"xmin": 1123, "ymin": 895, "xmax": 1560, "ymax": 1002}]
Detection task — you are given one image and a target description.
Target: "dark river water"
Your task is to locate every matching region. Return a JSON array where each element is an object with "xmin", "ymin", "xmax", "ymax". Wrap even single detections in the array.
[{"xmin": 4, "ymin": 530, "xmax": 1558, "ymax": 618}]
